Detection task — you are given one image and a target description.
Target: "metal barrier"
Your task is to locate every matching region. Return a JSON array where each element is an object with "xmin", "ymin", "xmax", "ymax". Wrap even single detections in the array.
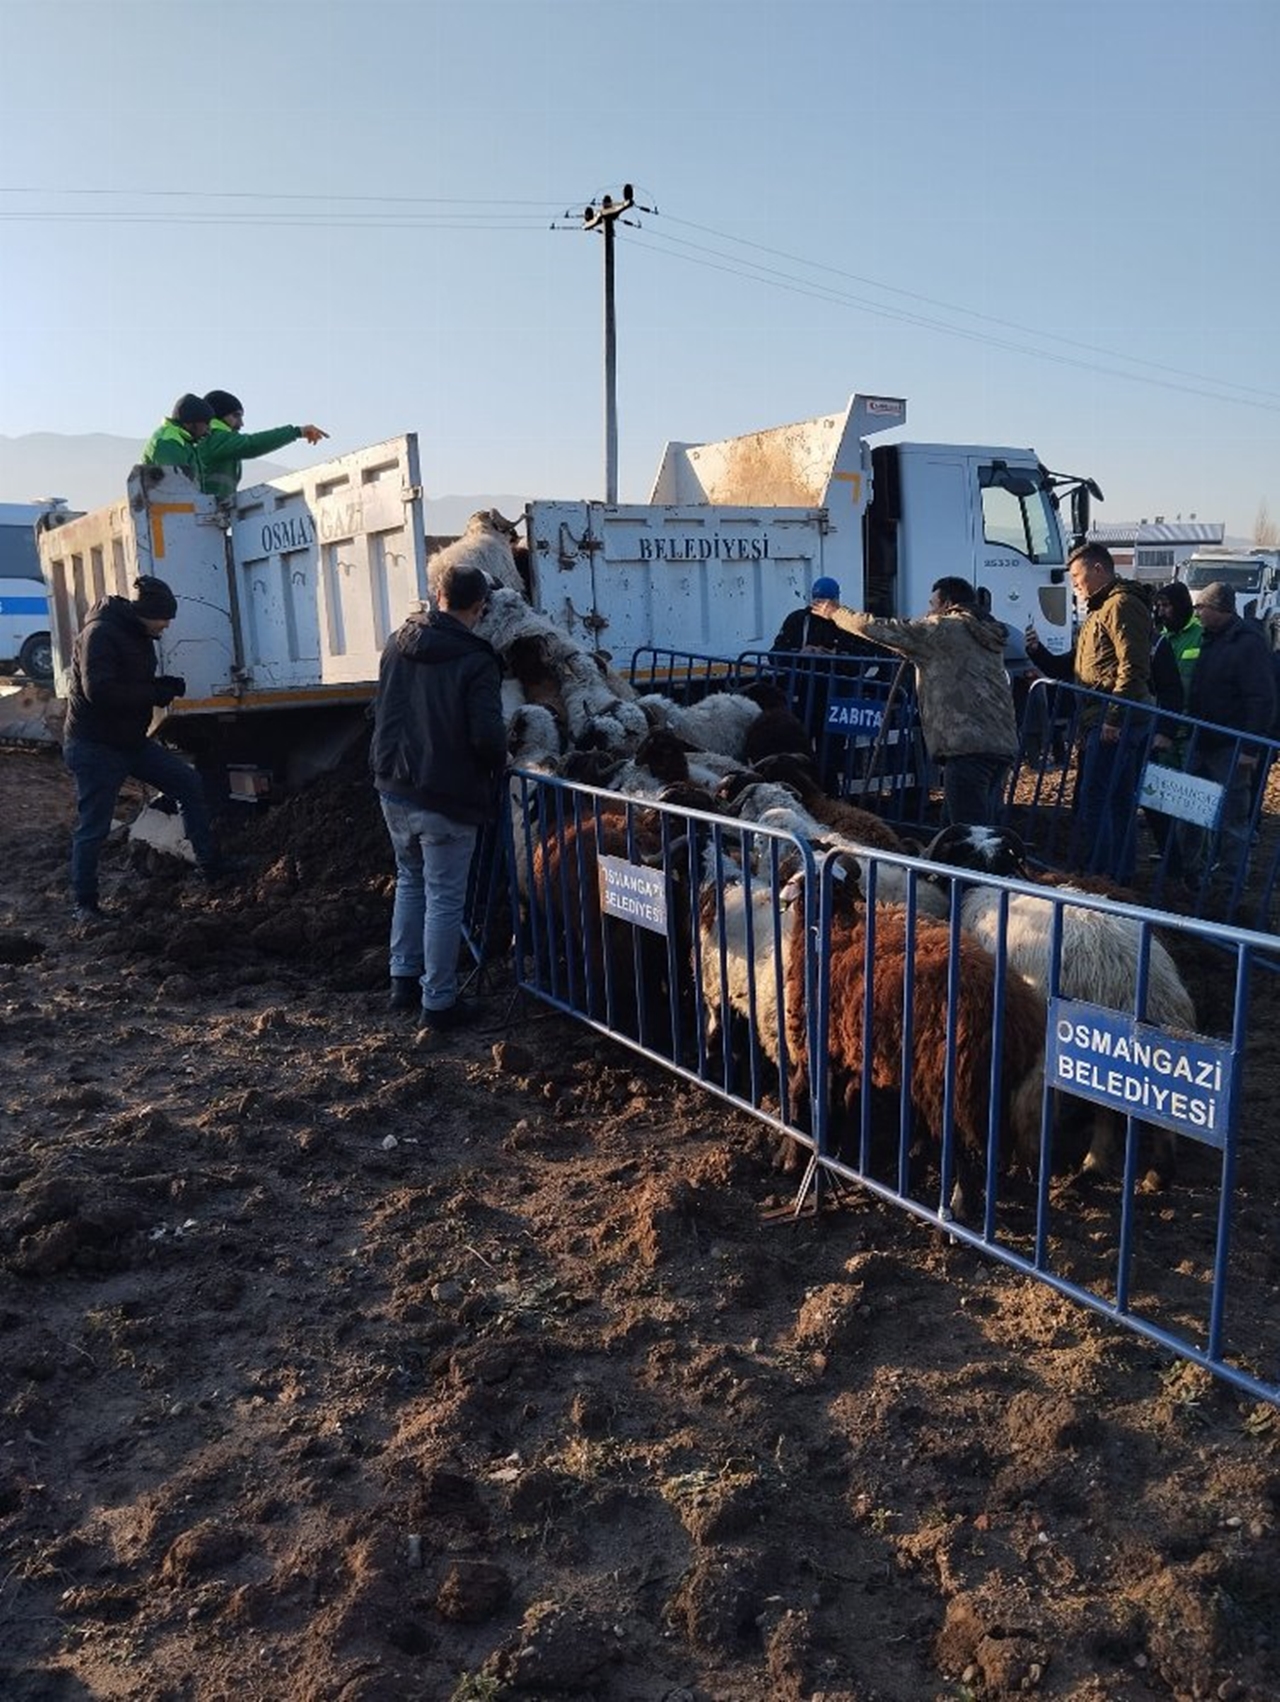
[
  {"xmin": 735, "ymin": 649, "xmax": 928, "ymax": 818},
  {"xmin": 629, "ymin": 646, "xmax": 931, "ymax": 830},
  {"xmin": 504, "ymin": 767, "xmax": 1280, "ymax": 1406},
  {"xmin": 626, "ymin": 650, "xmax": 1280, "ymax": 934},
  {"xmin": 1011, "ymin": 678, "xmax": 1280, "ymax": 934}
]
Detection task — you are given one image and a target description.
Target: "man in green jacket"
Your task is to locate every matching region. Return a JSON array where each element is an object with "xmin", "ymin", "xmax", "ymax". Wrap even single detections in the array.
[
  {"xmin": 196, "ymin": 390, "xmax": 329, "ymax": 500},
  {"xmin": 140, "ymin": 394, "xmax": 215, "ymax": 470}
]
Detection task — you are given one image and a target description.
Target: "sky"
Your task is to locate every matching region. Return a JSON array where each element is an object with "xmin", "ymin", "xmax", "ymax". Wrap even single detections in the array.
[{"xmin": 1, "ymin": 0, "xmax": 1278, "ymax": 536}]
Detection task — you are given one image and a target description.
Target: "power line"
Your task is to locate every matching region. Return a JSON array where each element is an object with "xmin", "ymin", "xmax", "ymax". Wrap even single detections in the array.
[
  {"xmin": 626, "ymin": 226, "xmax": 1280, "ymax": 416},
  {"xmin": 657, "ymin": 210, "xmax": 1280, "ymax": 409},
  {"xmin": 4, "ymin": 185, "xmax": 1277, "ymax": 416}
]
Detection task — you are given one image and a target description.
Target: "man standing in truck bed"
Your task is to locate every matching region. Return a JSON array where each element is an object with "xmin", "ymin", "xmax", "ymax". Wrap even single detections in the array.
[
  {"xmin": 140, "ymin": 393, "xmax": 215, "ymax": 471},
  {"xmin": 196, "ymin": 390, "xmax": 329, "ymax": 500}
]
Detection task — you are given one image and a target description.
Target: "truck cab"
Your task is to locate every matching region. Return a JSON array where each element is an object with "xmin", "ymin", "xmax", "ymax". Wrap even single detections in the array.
[
  {"xmin": 0, "ymin": 499, "xmax": 73, "ymax": 680},
  {"xmin": 1180, "ymin": 548, "xmax": 1280, "ymax": 635}
]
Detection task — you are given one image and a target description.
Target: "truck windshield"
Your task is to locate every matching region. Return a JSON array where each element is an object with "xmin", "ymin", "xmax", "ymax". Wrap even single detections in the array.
[
  {"xmin": 0, "ymin": 526, "xmax": 43, "ymax": 581},
  {"xmin": 1183, "ymin": 562, "xmax": 1262, "ymax": 592},
  {"xmin": 979, "ymin": 467, "xmax": 1063, "ymax": 564}
]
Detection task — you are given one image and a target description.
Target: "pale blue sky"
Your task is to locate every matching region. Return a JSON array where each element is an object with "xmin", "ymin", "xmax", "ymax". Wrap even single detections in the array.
[{"xmin": 2, "ymin": 0, "xmax": 1277, "ymax": 533}]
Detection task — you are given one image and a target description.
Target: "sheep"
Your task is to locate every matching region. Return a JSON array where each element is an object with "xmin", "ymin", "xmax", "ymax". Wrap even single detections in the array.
[
  {"xmin": 723, "ymin": 779, "xmax": 948, "ymax": 914},
  {"xmin": 695, "ymin": 837, "xmax": 810, "ymax": 1102},
  {"xmin": 749, "ymin": 752, "xmax": 908, "ymax": 854},
  {"xmin": 528, "ymin": 798, "xmax": 698, "ymax": 1054},
  {"xmin": 601, "ymin": 729, "xmax": 699, "ymax": 798},
  {"xmin": 635, "ymin": 691, "xmax": 762, "ymax": 760},
  {"xmin": 428, "ymin": 509, "xmax": 523, "ymax": 601},
  {"xmin": 921, "ymin": 823, "xmax": 1197, "ymax": 1190},
  {"xmin": 739, "ymin": 681, "xmax": 816, "ymax": 766},
  {"xmin": 506, "ymin": 634, "xmax": 571, "ymax": 739},
  {"xmin": 505, "ymin": 705, "xmax": 564, "ymax": 898},
  {"xmin": 783, "ymin": 854, "xmax": 1048, "ymax": 1217}
]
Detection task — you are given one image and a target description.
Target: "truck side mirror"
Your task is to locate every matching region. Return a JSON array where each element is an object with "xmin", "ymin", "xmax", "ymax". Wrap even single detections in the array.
[{"xmin": 1070, "ymin": 484, "xmax": 1092, "ymax": 541}]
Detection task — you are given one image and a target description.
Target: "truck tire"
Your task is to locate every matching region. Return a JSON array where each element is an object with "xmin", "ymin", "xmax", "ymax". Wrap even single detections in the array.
[{"xmin": 18, "ymin": 632, "xmax": 54, "ymax": 682}]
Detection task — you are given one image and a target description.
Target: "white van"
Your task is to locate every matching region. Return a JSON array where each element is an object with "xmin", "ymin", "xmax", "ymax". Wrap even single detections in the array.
[{"xmin": 0, "ymin": 500, "xmax": 73, "ymax": 680}]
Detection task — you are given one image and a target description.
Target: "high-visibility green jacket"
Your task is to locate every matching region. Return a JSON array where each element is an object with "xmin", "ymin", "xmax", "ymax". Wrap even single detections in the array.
[
  {"xmin": 196, "ymin": 417, "xmax": 304, "ymax": 500},
  {"xmin": 141, "ymin": 420, "xmax": 201, "ymax": 469}
]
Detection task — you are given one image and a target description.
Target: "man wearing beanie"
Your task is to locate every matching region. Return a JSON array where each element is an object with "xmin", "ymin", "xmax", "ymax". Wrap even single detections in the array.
[
  {"xmin": 197, "ymin": 390, "xmax": 329, "ymax": 501},
  {"xmin": 1181, "ymin": 580, "xmax": 1277, "ymax": 900},
  {"xmin": 63, "ymin": 575, "xmax": 224, "ymax": 922},
  {"xmin": 141, "ymin": 394, "xmax": 215, "ymax": 471}
]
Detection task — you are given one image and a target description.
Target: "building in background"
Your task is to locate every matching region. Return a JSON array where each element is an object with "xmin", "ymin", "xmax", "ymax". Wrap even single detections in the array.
[{"xmin": 1087, "ymin": 518, "xmax": 1225, "ymax": 582}]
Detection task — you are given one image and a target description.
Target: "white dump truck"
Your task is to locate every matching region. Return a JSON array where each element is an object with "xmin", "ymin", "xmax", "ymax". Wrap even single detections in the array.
[
  {"xmin": 530, "ymin": 393, "xmax": 1094, "ymax": 666},
  {"xmin": 37, "ymin": 396, "xmax": 1096, "ymax": 791}
]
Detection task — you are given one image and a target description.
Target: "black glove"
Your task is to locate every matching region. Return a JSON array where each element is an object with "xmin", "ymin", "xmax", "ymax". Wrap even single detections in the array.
[{"xmin": 154, "ymin": 674, "xmax": 187, "ymax": 706}]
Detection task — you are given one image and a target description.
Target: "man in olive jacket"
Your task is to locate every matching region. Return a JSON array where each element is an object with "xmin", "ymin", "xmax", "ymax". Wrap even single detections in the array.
[
  {"xmin": 812, "ymin": 576, "xmax": 1018, "ymax": 827},
  {"xmin": 1026, "ymin": 543, "xmax": 1153, "ymax": 882},
  {"xmin": 370, "ymin": 563, "xmax": 506, "ymax": 1030},
  {"xmin": 196, "ymin": 390, "xmax": 329, "ymax": 501}
]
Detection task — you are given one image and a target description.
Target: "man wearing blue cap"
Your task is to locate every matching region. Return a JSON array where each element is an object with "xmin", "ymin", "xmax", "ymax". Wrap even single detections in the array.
[{"xmin": 770, "ymin": 576, "xmax": 858, "ymax": 655}]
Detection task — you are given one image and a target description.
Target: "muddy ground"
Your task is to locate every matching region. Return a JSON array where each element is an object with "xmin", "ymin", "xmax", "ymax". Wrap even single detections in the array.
[{"xmin": 0, "ymin": 738, "xmax": 1278, "ymax": 1702}]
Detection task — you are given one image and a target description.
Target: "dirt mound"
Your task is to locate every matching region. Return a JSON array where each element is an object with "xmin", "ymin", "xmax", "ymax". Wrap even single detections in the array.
[{"xmin": 1, "ymin": 744, "xmax": 1278, "ymax": 1701}]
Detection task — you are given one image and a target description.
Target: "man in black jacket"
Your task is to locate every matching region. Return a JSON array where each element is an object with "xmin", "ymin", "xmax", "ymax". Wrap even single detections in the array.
[
  {"xmin": 370, "ymin": 563, "xmax": 506, "ymax": 1029},
  {"xmin": 63, "ymin": 576, "xmax": 220, "ymax": 921},
  {"xmin": 1181, "ymin": 580, "xmax": 1277, "ymax": 897}
]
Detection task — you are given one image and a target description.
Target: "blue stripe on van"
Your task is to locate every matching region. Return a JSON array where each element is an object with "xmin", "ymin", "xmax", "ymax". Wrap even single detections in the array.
[{"xmin": 0, "ymin": 596, "xmax": 48, "ymax": 615}]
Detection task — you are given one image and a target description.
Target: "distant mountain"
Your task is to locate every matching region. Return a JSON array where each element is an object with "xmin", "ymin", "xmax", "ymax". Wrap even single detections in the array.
[
  {"xmin": 0, "ymin": 433, "xmax": 289, "ymax": 513},
  {"xmin": 0, "ymin": 433, "xmax": 528, "ymax": 537}
]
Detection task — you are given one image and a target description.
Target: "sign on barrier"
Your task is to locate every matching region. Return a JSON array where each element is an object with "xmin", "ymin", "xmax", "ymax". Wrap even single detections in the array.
[
  {"xmin": 826, "ymin": 697, "xmax": 886, "ymax": 735},
  {"xmin": 597, "ymin": 855, "xmax": 669, "ymax": 936},
  {"xmin": 1047, "ymin": 996, "xmax": 1235, "ymax": 1147},
  {"xmin": 1138, "ymin": 762, "xmax": 1224, "ymax": 829}
]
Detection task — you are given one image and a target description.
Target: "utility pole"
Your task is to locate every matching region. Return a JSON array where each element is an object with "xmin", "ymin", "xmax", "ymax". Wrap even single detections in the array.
[{"xmin": 583, "ymin": 185, "xmax": 635, "ymax": 504}]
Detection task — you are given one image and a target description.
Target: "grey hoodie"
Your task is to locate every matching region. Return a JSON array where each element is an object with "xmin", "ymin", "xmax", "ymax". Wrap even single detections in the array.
[{"xmin": 829, "ymin": 606, "xmax": 1019, "ymax": 760}]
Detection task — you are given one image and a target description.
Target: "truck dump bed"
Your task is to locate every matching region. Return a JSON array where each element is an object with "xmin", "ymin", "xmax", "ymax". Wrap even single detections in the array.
[{"xmin": 40, "ymin": 436, "xmax": 427, "ymax": 716}]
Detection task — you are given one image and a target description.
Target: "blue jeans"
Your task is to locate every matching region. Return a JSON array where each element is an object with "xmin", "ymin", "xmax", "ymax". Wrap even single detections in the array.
[
  {"xmin": 379, "ymin": 795, "xmax": 478, "ymax": 1011},
  {"xmin": 64, "ymin": 736, "xmax": 215, "ymax": 906},
  {"xmin": 942, "ymin": 753, "xmax": 1011, "ymax": 828},
  {"xmin": 1073, "ymin": 722, "xmax": 1147, "ymax": 885}
]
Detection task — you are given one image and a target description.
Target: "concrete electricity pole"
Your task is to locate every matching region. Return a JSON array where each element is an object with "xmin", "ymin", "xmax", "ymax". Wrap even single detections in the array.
[{"xmin": 583, "ymin": 185, "xmax": 635, "ymax": 504}]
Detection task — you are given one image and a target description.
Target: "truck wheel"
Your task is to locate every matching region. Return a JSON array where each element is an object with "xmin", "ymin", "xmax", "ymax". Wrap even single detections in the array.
[{"xmin": 18, "ymin": 632, "xmax": 54, "ymax": 682}]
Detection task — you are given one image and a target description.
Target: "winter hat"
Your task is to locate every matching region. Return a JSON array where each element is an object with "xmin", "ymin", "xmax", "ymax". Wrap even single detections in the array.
[
  {"xmin": 131, "ymin": 576, "xmax": 179, "ymax": 620},
  {"xmin": 1193, "ymin": 581, "xmax": 1236, "ymax": 615},
  {"xmin": 170, "ymin": 393, "xmax": 215, "ymax": 427},
  {"xmin": 204, "ymin": 389, "xmax": 243, "ymax": 418},
  {"xmin": 811, "ymin": 576, "xmax": 840, "ymax": 602}
]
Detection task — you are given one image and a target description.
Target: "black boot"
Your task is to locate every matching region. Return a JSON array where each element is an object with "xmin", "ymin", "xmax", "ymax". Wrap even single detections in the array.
[{"xmin": 389, "ymin": 977, "xmax": 421, "ymax": 1012}]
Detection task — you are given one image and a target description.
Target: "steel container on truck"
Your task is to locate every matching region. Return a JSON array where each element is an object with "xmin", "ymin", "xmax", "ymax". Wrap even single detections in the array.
[{"xmin": 39, "ymin": 437, "xmax": 426, "ymax": 789}]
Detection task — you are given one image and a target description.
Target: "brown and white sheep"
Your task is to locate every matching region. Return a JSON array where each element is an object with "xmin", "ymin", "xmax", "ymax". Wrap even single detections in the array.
[{"xmin": 784, "ymin": 855, "xmax": 1048, "ymax": 1218}]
